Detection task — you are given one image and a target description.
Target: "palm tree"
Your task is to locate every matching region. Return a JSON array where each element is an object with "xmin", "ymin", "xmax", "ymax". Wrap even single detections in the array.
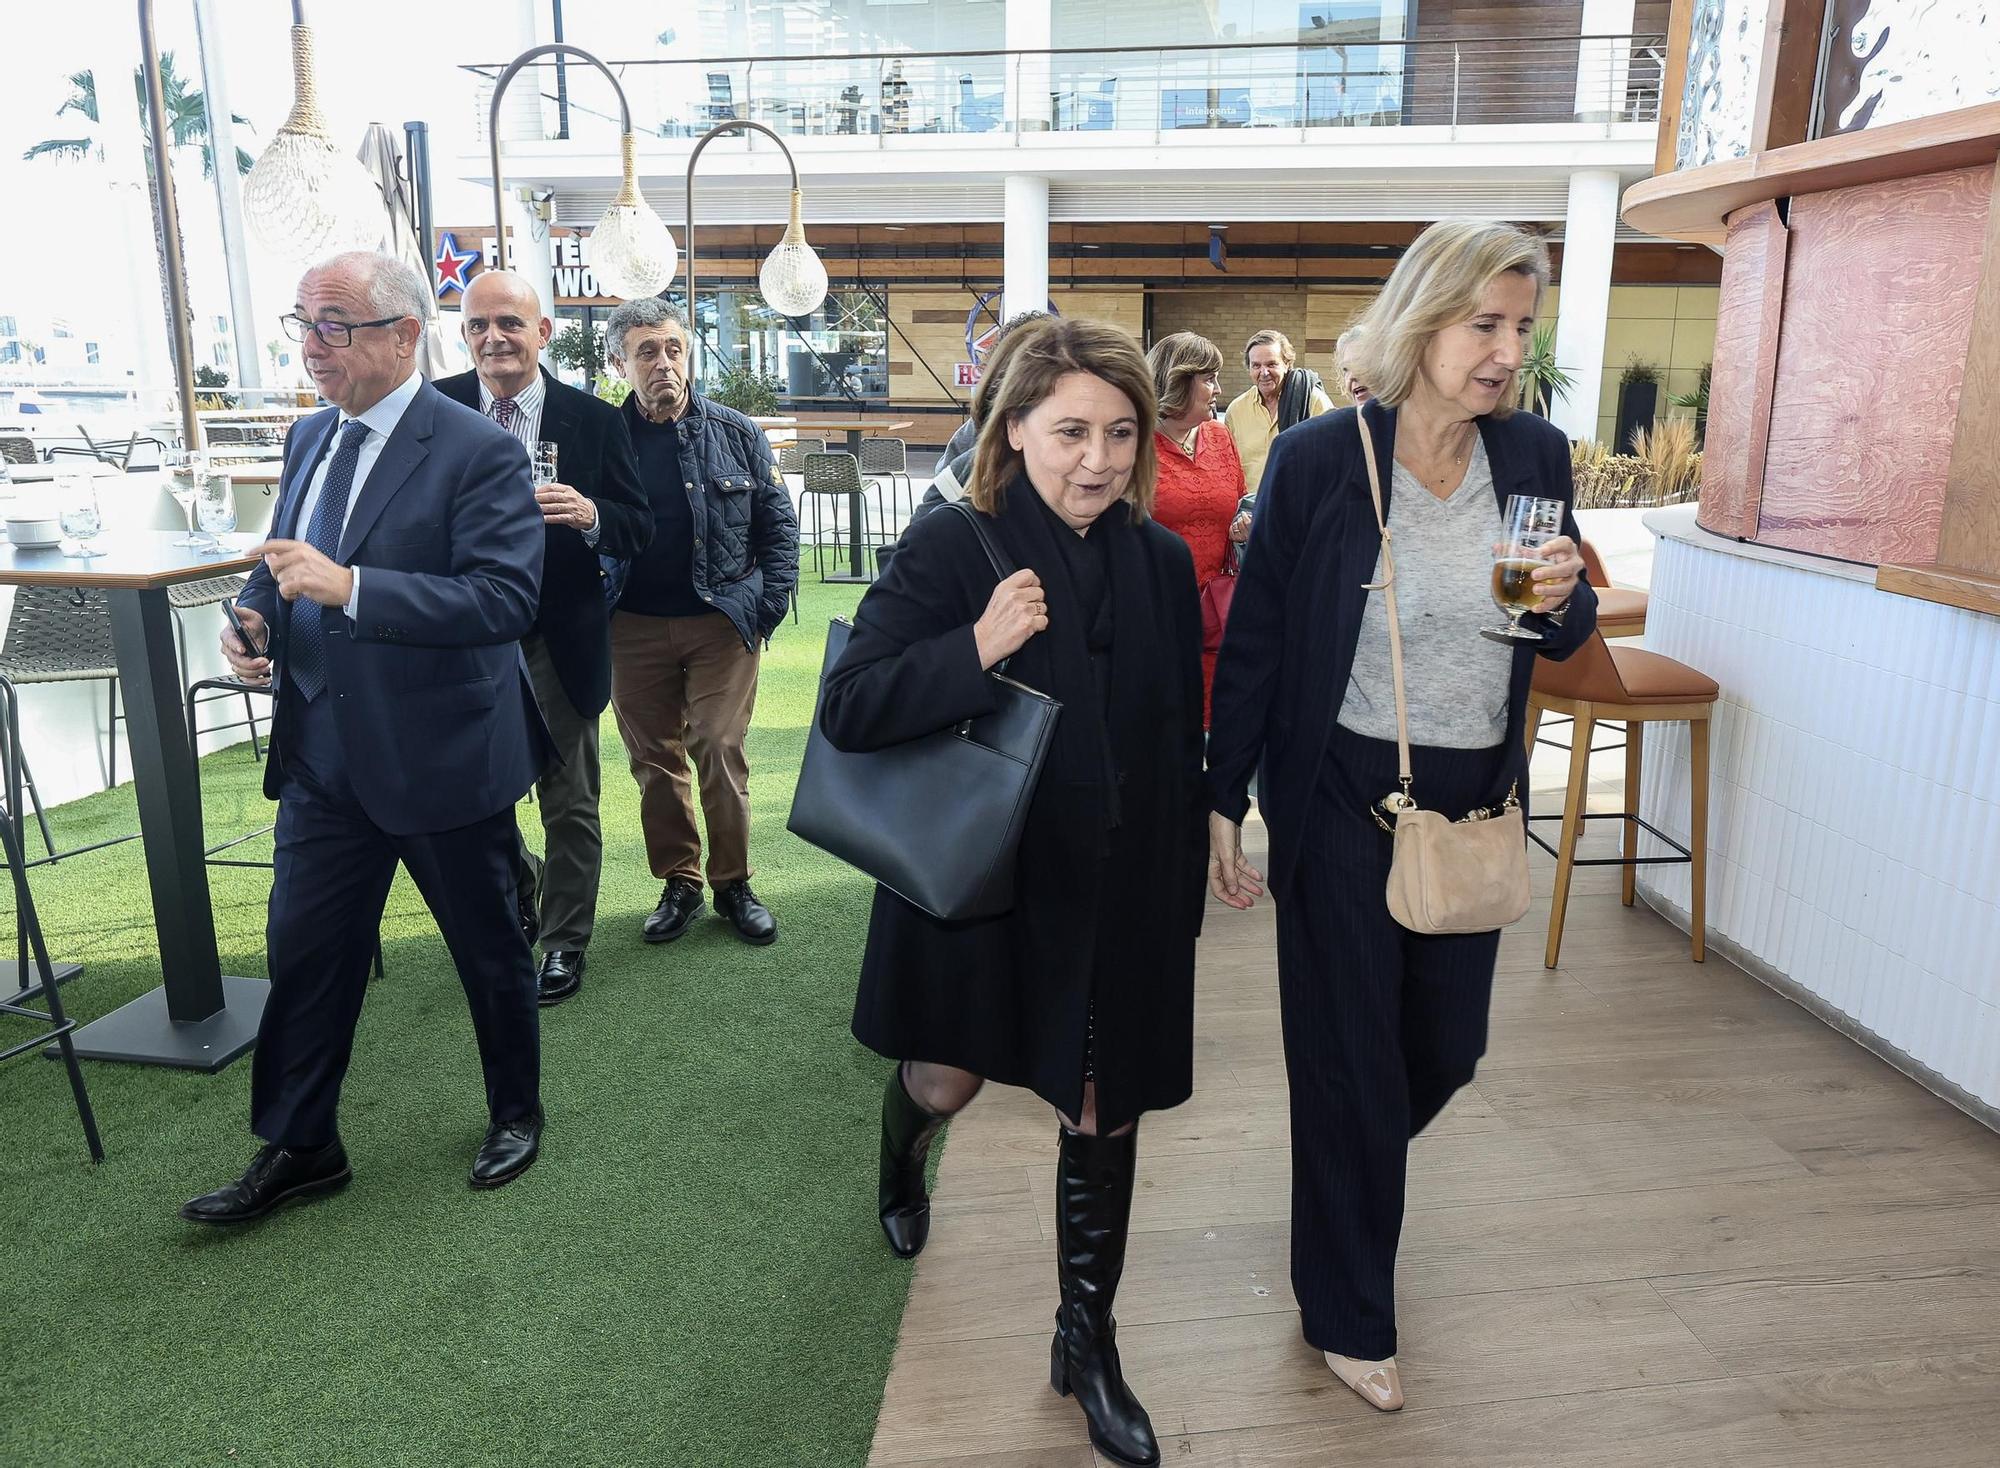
[
  {"xmin": 25, "ymin": 54, "xmax": 254, "ymax": 384},
  {"xmin": 25, "ymin": 55, "xmax": 253, "ymax": 178}
]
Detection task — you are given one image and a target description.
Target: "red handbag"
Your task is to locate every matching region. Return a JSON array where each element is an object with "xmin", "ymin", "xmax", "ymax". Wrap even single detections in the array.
[{"xmin": 1200, "ymin": 544, "xmax": 1240, "ymax": 654}]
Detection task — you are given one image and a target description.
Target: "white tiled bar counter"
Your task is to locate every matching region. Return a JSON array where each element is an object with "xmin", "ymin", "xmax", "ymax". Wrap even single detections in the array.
[{"xmin": 1635, "ymin": 506, "xmax": 2000, "ymax": 1116}]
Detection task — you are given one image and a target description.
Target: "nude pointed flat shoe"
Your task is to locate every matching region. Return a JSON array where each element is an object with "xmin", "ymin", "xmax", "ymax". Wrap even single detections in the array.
[{"xmin": 1324, "ymin": 1352, "xmax": 1404, "ymax": 1411}]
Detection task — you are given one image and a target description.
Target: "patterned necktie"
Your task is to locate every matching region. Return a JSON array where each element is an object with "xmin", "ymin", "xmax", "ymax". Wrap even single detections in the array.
[
  {"xmin": 287, "ymin": 419, "xmax": 370, "ymax": 702},
  {"xmin": 491, "ymin": 397, "xmax": 517, "ymax": 430}
]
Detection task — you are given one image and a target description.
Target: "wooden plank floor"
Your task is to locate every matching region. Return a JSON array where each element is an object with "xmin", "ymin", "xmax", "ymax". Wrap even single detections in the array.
[{"xmin": 866, "ymin": 739, "xmax": 2000, "ymax": 1467}]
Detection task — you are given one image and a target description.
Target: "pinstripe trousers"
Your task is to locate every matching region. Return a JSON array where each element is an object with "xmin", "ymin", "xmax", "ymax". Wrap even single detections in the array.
[{"xmin": 1273, "ymin": 725, "xmax": 1508, "ymax": 1360}]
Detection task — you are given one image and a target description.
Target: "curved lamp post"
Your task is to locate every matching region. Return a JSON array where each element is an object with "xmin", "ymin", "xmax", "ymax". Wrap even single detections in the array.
[
  {"xmin": 487, "ymin": 44, "xmax": 677, "ymax": 301},
  {"xmin": 685, "ymin": 121, "xmax": 829, "ymax": 383},
  {"xmin": 240, "ymin": 1, "xmax": 384, "ymax": 261}
]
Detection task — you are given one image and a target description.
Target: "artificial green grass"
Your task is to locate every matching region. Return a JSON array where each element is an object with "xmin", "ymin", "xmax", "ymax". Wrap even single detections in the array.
[{"xmin": 0, "ymin": 579, "xmax": 917, "ymax": 1468}]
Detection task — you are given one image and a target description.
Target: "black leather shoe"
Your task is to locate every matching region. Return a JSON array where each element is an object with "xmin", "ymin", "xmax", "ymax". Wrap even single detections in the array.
[
  {"xmin": 470, "ymin": 1110, "xmax": 543, "ymax": 1190},
  {"xmin": 643, "ymin": 878, "xmax": 704, "ymax": 943},
  {"xmin": 536, "ymin": 949, "xmax": 584, "ymax": 1007},
  {"xmin": 714, "ymin": 879, "xmax": 777, "ymax": 946},
  {"xmin": 179, "ymin": 1140, "xmax": 352, "ymax": 1226}
]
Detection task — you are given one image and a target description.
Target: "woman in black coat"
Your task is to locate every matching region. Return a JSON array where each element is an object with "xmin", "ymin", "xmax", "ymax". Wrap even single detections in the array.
[
  {"xmin": 1206, "ymin": 220, "xmax": 1598, "ymax": 1414},
  {"xmin": 819, "ymin": 318, "xmax": 1205, "ymax": 1468}
]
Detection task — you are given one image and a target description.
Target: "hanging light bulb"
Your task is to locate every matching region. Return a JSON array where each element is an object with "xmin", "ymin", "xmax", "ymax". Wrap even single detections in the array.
[
  {"xmin": 588, "ymin": 133, "xmax": 679, "ymax": 302},
  {"xmin": 241, "ymin": 18, "xmax": 385, "ymax": 260},
  {"xmin": 759, "ymin": 189, "xmax": 828, "ymax": 318}
]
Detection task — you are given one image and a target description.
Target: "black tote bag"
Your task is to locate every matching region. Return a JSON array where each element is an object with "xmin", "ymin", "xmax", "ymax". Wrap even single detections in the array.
[{"xmin": 787, "ymin": 502, "xmax": 1061, "ymax": 922}]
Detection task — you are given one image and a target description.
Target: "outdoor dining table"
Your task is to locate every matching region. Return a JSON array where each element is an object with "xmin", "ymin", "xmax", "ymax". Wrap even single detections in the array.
[
  {"xmin": 794, "ymin": 418, "xmax": 914, "ymax": 583},
  {"xmin": 0, "ymin": 533, "xmax": 266, "ymax": 1070}
]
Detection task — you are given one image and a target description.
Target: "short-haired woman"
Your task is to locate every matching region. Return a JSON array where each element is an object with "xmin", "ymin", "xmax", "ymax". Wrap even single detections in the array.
[
  {"xmin": 1206, "ymin": 219, "xmax": 1598, "ymax": 1413},
  {"xmin": 820, "ymin": 317, "xmax": 1206, "ymax": 1467},
  {"xmin": 1147, "ymin": 331, "xmax": 1246, "ymax": 725}
]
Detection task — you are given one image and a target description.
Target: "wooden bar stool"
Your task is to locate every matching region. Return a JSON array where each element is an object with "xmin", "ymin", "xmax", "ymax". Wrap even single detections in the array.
[
  {"xmin": 1581, "ymin": 540, "xmax": 1648, "ymax": 639},
  {"xmin": 1525, "ymin": 629, "xmax": 1717, "ymax": 969}
]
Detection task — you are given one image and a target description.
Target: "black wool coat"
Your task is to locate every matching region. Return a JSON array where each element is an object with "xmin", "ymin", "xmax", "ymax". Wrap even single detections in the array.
[
  {"xmin": 1206, "ymin": 400, "xmax": 1600, "ymax": 897},
  {"xmin": 818, "ymin": 481, "xmax": 1208, "ymax": 1133}
]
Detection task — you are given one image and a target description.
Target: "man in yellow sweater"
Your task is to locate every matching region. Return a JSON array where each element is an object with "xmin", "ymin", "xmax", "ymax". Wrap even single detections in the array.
[{"xmin": 1223, "ymin": 328, "xmax": 1335, "ymax": 499}]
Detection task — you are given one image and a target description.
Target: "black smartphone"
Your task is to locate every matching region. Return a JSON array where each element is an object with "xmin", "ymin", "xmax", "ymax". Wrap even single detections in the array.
[{"xmin": 221, "ymin": 599, "xmax": 265, "ymax": 658}]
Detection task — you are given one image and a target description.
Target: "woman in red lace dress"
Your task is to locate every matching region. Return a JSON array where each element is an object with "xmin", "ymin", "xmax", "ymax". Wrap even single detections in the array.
[{"xmin": 1148, "ymin": 332, "xmax": 1248, "ymax": 725}]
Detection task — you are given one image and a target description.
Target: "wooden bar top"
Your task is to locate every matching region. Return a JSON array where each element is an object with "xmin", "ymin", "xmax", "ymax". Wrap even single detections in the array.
[
  {"xmin": 0, "ymin": 533, "xmax": 260, "ymax": 589},
  {"xmin": 1623, "ymin": 100, "xmax": 2000, "ymax": 242}
]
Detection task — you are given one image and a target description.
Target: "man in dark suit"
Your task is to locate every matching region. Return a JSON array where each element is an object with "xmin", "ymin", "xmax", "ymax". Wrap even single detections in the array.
[
  {"xmin": 180, "ymin": 252, "xmax": 552, "ymax": 1226},
  {"xmin": 435, "ymin": 269, "xmax": 652, "ymax": 1006}
]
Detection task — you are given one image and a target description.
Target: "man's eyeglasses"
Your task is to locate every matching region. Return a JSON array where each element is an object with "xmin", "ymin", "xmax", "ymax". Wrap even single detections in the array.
[{"xmin": 281, "ymin": 314, "xmax": 407, "ymax": 348}]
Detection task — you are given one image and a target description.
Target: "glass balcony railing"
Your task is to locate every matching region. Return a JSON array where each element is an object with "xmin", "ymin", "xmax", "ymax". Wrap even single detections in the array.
[{"xmin": 467, "ymin": 33, "xmax": 1665, "ymax": 145}]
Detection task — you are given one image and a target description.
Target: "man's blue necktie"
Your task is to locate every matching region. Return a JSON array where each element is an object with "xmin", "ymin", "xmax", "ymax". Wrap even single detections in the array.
[{"xmin": 287, "ymin": 419, "xmax": 370, "ymax": 702}]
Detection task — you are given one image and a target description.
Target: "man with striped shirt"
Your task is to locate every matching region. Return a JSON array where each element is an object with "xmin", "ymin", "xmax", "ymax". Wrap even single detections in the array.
[{"xmin": 436, "ymin": 270, "xmax": 652, "ymax": 1006}]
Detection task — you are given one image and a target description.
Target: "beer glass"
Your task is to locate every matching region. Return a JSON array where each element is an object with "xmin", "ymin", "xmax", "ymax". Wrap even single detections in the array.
[
  {"xmin": 1481, "ymin": 494, "xmax": 1564, "ymax": 644},
  {"xmin": 531, "ymin": 442, "xmax": 559, "ymax": 489}
]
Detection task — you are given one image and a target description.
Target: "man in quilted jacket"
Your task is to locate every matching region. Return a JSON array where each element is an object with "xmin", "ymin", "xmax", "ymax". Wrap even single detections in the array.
[{"xmin": 604, "ymin": 298, "xmax": 799, "ymax": 948}]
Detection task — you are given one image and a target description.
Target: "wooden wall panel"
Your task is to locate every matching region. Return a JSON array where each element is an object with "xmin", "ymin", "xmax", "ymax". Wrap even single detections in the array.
[
  {"xmin": 1697, "ymin": 202, "xmax": 1788, "ymax": 541},
  {"xmin": 1757, "ymin": 165, "xmax": 1991, "ymax": 564},
  {"xmin": 1936, "ymin": 157, "xmax": 2000, "ymax": 578}
]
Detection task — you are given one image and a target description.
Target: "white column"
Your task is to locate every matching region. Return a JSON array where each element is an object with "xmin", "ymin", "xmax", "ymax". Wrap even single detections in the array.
[
  {"xmin": 192, "ymin": 0, "xmax": 260, "ymax": 391},
  {"xmin": 1575, "ymin": 0, "xmax": 1637, "ymax": 122},
  {"xmin": 1003, "ymin": 175, "xmax": 1050, "ymax": 321},
  {"xmin": 1551, "ymin": 168, "xmax": 1620, "ymax": 442},
  {"xmin": 1006, "ymin": 0, "xmax": 1054, "ymax": 134}
]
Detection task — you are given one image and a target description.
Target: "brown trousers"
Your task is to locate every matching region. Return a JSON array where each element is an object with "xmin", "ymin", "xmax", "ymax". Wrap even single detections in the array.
[{"xmin": 609, "ymin": 610, "xmax": 761, "ymax": 887}]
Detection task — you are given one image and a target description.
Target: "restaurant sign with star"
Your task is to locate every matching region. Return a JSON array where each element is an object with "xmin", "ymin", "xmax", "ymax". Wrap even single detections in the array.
[{"xmin": 432, "ymin": 227, "xmax": 623, "ymax": 306}]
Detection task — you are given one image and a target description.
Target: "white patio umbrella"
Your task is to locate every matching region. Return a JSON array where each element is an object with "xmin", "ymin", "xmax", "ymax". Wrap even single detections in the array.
[{"xmin": 356, "ymin": 123, "xmax": 458, "ymax": 379}]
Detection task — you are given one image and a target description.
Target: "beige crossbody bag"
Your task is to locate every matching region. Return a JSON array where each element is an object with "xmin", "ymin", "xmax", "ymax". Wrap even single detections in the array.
[{"xmin": 1356, "ymin": 416, "xmax": 1532, "ymax": 935}]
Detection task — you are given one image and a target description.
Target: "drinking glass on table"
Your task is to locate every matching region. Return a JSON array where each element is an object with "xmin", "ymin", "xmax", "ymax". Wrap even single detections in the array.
[
  {"xmin": 162, "ymin": 449, "xmax": 206, "ymax": 546},
  {"xmin": 531, "ymin": 442, "xmax": 559, "ymax": 489},
  {"xmin": 1481, "ymin": 494, "xmax": 1565, "ymax": 645},
  {"xmin": 56, "ymin": 473, "xmax": 105, "ymax": 557},
  {"xmin": 195, "ymin": 476, "xmax": 237, "ymax": 554}
]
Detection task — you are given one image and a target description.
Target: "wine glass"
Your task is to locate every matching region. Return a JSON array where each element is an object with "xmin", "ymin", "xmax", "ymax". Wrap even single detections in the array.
[
  {"xmin": 57, "ymin": 473, "xmax": 105, "ymax": 557},
  {"xmin": 162, "ymin": 448, "xmax": 205, "ymax": 546},
  {"xmin": 531, "ymin": 441, "xmax": 559, "ymax": 489},
  {"xmin": 1481, "ymin": 494, "xmax": 1565, "ymax": 644},
  {"xmin": 195, "ymin": 476, "xmax": 237, "ymax": 555}
]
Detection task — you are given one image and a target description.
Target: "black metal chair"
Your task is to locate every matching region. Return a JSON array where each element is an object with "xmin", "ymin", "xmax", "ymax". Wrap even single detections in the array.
[
  {"xmin": 182, "ymin": 671, "xmax": 383, "ymax": 979},
  {"xmin": 0, "ymin": 587, "xmax": 135, "ymax": 862},
  {"xmin": 172, "ymin": 576, "xmax": 265, "ymax": 760},
  {"xmin": 775, "ymin": 438, "xmax": 826, "ymax": 477},
  {"xmin": 859, "ymin": 437, "xmax": 913, "ymax": 526},
  {"xmin": 0, "ymin": 772, "xmax": 104, "ymax": 1161},
  {"xmin": 799, "ymin": 452, "xmax": 879, "ymax": 583}
]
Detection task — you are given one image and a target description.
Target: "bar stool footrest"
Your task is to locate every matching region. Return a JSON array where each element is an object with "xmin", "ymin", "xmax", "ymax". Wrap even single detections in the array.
[{"xmin": 1527, "ymin": 810, "xmax": 1691, "ymax": 865}]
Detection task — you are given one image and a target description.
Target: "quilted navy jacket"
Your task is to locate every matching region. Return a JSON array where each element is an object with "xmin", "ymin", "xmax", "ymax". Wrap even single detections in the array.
[{"xmin": 619, "ymin": 390, "xmax": 800, "ymax": 647}]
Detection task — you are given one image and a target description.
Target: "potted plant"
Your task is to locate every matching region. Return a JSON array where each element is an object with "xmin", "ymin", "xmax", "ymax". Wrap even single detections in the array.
[
  {"xmin": 710, "ymin": 364, "xmax": 784, "ymax": 417},
  {"xmin": 547, "ymin": 321, "xmax": 607, "ymax": 388},
  {"xmin": 1669, "ymin": 363, "xmax": 1711, "ymax": 449},
  {"xmin": 1614, "ymin": 357, "xmax": 1660, "ymax": 452},
  {"xmin": 1518, "ymin": 324, "xmax": 1574, "ymax": 417}
]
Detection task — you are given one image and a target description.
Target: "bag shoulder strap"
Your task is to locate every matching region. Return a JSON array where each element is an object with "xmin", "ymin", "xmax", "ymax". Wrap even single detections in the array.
[
  {"xmin": 1355, "ymin": 411, "xmax": 1415, "ymax": 799},
  {"xmin": 941, "ymin": 498, "xmax": 1015, "ymax": 582}
]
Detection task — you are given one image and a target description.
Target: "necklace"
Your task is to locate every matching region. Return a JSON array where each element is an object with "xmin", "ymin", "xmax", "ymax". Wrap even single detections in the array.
[{"xmin": 1399, "ymin": 423, "xmax": 1477, "ymax": 494}]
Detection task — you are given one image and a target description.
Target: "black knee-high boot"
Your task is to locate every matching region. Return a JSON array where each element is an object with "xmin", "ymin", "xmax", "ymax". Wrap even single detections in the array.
[
  {"xmin": 1050, "ymin": 1125, "xmax": 1159, "ymax": 1467},
  {"xmin": 878, "ymin": 1063, "xmax": 949, "ymax": 1258}
]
